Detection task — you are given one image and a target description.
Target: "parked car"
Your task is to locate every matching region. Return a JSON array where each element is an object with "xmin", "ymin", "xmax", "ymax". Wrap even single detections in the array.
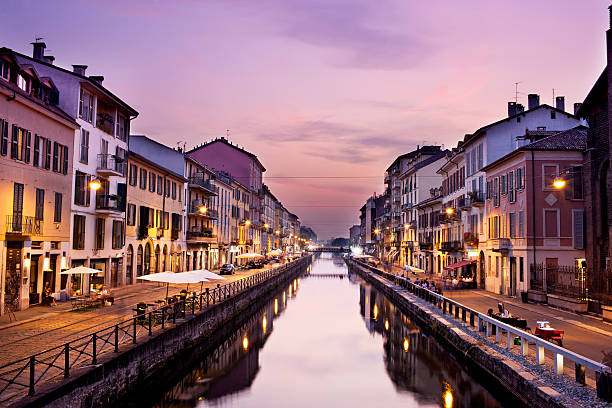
[{"xmin": 220, "ymin": 264, "xmax": 235, "ymax": 275}]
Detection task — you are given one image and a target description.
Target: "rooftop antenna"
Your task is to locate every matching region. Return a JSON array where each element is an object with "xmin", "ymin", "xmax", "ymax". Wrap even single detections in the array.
[
  {"xmin": 552, "ymin": 88, "xmax": 555, "ymax": 105},
  {"xmin": 34, "ymin": 36, "xmax": 43, "ymax": 42},
  {"xmin": 514, "ymin": 82, "xmax": 522, "ymax": 103}
]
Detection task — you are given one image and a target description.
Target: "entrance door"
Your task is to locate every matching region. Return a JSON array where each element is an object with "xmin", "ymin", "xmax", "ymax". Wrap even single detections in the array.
[
  {"xmin": 89, "ymin": 260, "xmax": 106, "ymax": 292},
  {"xmin": 479, "ymin": 252, "xmax": 485, "ymax": 288},
  {"xmin": 29, "ymin": 255, "xmax": 40, "ymax": 304},
  {"xmin": 509, "ymin": 257, "xmax": 517, "ymax": 296},
  {"xmin": 5, "ymin": 241, "xmax": 23, "ymax": 313},
  {"xmin": 111, "ymin": 258, "xmax": 119, "ymax": 288},
  {"xmin": 42, "ymin": 254, "xmax": 57, "ymax": 295}
]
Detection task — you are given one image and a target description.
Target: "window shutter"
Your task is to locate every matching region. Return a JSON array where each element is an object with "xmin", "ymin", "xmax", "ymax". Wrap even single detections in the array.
[
  {"xmin": 0, "ymin": 120, "xmax": 8, "ymax": 156},
  {"xmin": 573, "ymin": 210, "xmax": 584, "ymax": 249},
  {"xmin": 52, "ymin": 142, "xmax": 59, "ymax": 172},
  {"xmin": 44, "ymin": 139, "xmax": 51, "ymax": 169},
  {"xmin": 10, "ymin": 125, "xmax": 18, "ymax": 158},
  {"xmin": 33, "ymin": 135, "xmax": 40, "ymax": 167},
  {"xmin": 24, "ymin": 131, "xmax": 31, "ymax": 163},
  {"xmin": 62, "ymin": 145, "xmax": 68, "ymax": 174}
]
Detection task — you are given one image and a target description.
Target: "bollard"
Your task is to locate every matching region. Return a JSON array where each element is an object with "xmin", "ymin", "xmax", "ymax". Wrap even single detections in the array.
[{"xmin": 575, "ymin": 363, "xmax": 586, "ymax": 385}]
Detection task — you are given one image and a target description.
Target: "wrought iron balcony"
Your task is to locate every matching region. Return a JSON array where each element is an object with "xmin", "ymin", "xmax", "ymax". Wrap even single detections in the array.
[
  {"xmin": 96, "ymin": 194, "xmax": 122, "ymax": 213},
  {"xmin": 419, "ymin": 241, "xmax": 433, "ymax": 251},
  {"xmin": 96, "ymin": 154, "xmax": 125, "ymax": 176},
  {"xmin": 440, "ymin": 240, "xmax": 463, "ymax": 252},
  {"xmin": 188, "ymin": 176, "xmax": 216, "ymax": 195},
  {"xmin": 186, "ymin": 227, "xmax": 216, "ymax": 243},
  {"xmin": 5, "ymin": 215, "xmax": 41, "ymax": 235}
]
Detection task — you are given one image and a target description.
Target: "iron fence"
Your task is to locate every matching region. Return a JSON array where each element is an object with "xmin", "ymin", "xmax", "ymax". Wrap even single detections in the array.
[
  {"xmin": 530, "ymin": 263, "xmax": 586, "ymax": 299},
  {"xmin": 0, "ymin": 257, "xmax": 308, "ymax": 403}
]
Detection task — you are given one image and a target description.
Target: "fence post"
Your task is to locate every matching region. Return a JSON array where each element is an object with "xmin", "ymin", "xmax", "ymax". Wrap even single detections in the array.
[
  {"xmin": 199, "ymin": 294, "xmax": 203, "ymax": 311},
  {"xmin": 64, "ymin": 343, "xmax": 70, "ymax": 378},
  {"xmin": 29, "ymin": 356, "xmax": 35, "ymax": 395},
  {"xmin": 92, "ymin": 333, "xmax": 97, "ymax": 365},
  {"xmin": 133, "ymin": 317, "xmax": 137, "ymax": 344},
  {"xmin": 162, "ymin": 307, "xmax": 165, "ymax": 329},
  {"xmin": 575, "ymin": 363, "xmax": 586, "ymax": 385},
  {"xmin": 206, "ymin": 288, "xmax": 210, "ymax": 307},
  {"xmin": 192, "ymin": 297, "xmax": 195, "ymax": 315},
  {"xmin": 148, "ymin": 312, "xmax": 152, "ymax": 336},
  {"xmin": 114, "ymin": 325, "xmax": 119, "ymax": 352}
]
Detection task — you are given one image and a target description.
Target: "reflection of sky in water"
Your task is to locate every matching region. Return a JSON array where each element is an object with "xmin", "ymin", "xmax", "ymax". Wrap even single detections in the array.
[{"xmin": 146, "ymin": 253, "xmax": 506, "ymax": 408}]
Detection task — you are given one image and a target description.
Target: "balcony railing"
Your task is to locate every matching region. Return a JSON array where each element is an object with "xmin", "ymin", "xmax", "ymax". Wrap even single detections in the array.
[
  {"xmin": 458, "ymin": 196, "xmax": 470, "ymax": 210},
  {"xmin": 5, "ymin": 215, "xmax": 41, "ymax": 235},
  {"xmin": 96, "ymin": 154, "xmax": 125, "ymax": 176},
  {"xmin": 469, "ymin": 191, "xmax": 485, "ymax": 207},
  {"xmin": 96, "ymin": 194, "xmax": 122, "ymax": 212},
  {"xmin": 401, "ymin": 203, "xmax": 413, "ymax": 211},
  {"xmin": 188, "ymin": 203, "xmax": 218, "ymax": 219},
  {"xmin": 188, "ymin": 176, "xmax": 216, "ymax": 195},
  {"xmin": 464, "ymin": 231, "xmax": 478, "ymax": 245},
  {"xmin": 490, "ymin": 237, "xmax": 511, "ymax": 251},
  {"xmin": 419, "ymin": 241, "xmax": 433, "ymax": 251},
  {"xmin": 186, "ymin": 228, "xmax": 216, "ymax": 242},
  {"xmin": 441, "ymin": 240, "xmax": 463, "ymax": 252}
]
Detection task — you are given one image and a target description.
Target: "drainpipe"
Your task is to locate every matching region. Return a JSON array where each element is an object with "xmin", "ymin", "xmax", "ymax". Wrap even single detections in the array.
[{"xmin": 530, "ymin": 150, "xmax": 541, "ymax": 292}]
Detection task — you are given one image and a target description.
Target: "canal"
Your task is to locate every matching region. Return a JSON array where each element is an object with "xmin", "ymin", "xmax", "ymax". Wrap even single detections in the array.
[{"xmin": 121, "ymin": 253, "xmax": 521, "ymax": 407}]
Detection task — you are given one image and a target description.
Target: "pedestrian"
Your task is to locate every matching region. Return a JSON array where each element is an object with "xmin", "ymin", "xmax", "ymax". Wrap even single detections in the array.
[{"xmin": 43, "ymin": 282, "xmax": 55, "ymax": 307}]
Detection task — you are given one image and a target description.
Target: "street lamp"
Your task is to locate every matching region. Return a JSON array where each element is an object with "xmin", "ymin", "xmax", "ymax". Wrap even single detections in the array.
[
  {"xmin": 245, "ymin": 220, "xmax": 251, "ymax": 226},
  {"xmin": 553, "ymin": 176, "xmax": 566, "ymax": 189},
  {"xmin": 374, "ymin": 228, "xmax": 380, "ymax": 234},
  {"xmin": 89, "ymin": 178, "xmax": 102, "ymax": 191},
  {"xmin": 275, "ymin": 230, "xmax": 280, "ymax": 235},
  {"xmin": 264, "ymin": 223, "xmax": 269, "ymax": 229},
  {"xmin": 198, "ymin": 205, "xmax": 207, "ymax": 214},
  {"xmin": 445, "ymin": 207, "xmax": 454, "ymax": 215}
]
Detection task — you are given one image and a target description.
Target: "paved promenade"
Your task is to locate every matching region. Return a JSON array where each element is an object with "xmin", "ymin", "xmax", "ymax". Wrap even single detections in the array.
[{"xmin": 0, "ymin": 265, "xmax": 279, "ymax": 366}]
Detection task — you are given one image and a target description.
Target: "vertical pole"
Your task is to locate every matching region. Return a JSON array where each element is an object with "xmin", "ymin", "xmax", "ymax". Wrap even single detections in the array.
[
  {"xmin": 162, "ymin": 307, "xmax": 165, "ymax": 329},
  {"xmin": 536, "ymin": 344, "xmax": 545, "ymax": 364},
  {"xmin": 148, "ymin": 312, "xmax": 152, "ymax": 336},
  {"xmin": 554, "ymin": 353, "xmax": 564, "ymax": 375},
  {"xmin": 29, "ymin": 356, "xmax": 35, "ymax": 396},
  {"xmin": 114, "ymin": 325, "xmax": 119, "ymax": 352},
  {"xmin": 521, "ymin": 337, "xmax": 528, "ymax": 356},
  {"xmin": 64, "ymin": 343, "xmax": 70, "ymax": 378},
  {"xmin": 575, "ymin": 363, "xmax": 586, "ymax": 385},
  {"xmin": 133, "ymin": 317, "xmax": 137, "ymax": 344},
  {"xmin": 206, "ymin": 288, "xmax": 210, "ymax": 307},
  {"xmin": 92, "ymin": 333, "xmax": 97, "ymax": 365}
]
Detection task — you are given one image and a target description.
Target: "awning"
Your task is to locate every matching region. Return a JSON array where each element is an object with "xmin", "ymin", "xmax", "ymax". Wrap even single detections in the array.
[
  {"xmin": 387, "ymin": 250, "xmax": 398, "ymax": 259},
  {"xmin": 444, "ymin": 260, "xmax": 475, "ymax": 271}
]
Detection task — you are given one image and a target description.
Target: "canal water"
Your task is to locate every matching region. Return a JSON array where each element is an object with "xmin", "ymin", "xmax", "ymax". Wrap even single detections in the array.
[{"xmin": 122, "ymin": 253, "xmax": 519, "ymax": 407}]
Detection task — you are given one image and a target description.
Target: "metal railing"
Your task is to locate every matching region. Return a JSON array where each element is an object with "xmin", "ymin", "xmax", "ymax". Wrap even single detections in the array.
[
  {"xmin": 0, "ymin": 257, "xmax": 309, "ymax": 402},
  {"xmin": 188, "ymin": 176, "xmax": 216, "ymax": 194},
  {"xmin": 96, "ymin": 154, "xmax": 125, "ymax": 175},
  {"xmin": 95, "ymin": 194, "xmax": 122, "ymax": 212},
  {"xmin": 5, "ymin": 215, "xmax": 41, "ymax": 235},
  {"xmin": 348, "ymin": 258, "xmax": 612, "ymax": 402}
]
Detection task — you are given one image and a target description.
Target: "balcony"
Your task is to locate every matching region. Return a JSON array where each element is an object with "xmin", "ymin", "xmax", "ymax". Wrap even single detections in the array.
[
  {"xmin": 464, "ymin": 231, "xmax": 478, "ymax": 246},
  {"xmin": 186, "ymin": 227, "xmax": 216, "ymax": 244},
  {"xmin": 469, "ymin": 191, "xmax": 485, "ymax": 207},
  {"xmin": 402, "ymin": 241, "xmax": 414, "ymax": 250},
  {"xmin": 188, "ymin": 176, "xmax": 216, "ymax": 195},
  {"xmin": 490, "ymin": 237, "xmax": 511, "ymax": 252},
  {"xmin": 441, "ymin": 240, "xmax": 463, "ymax": 252},
  {"xmin": 401, "ymin": 203, "xmax": 413, "ymax": 211},
  {"xmin": 458, "ymin": 196, "xmax": 470, "ymax": 210},
  {"xmin": 419, "ymin": 241, "xmax": 433, "ymax": 251},
  {"xmin": 5, "ymin": 215, "xmax": 41, "ymax": 235},
  {"xmin": 96, "ymin": 194, "xmax": 122, "ymax": 214},
  {"xmin": 188, "ymin": 202, "xmax": 218, "ymax": 219},
  {"xmin": 96, "ymin": 154, "xmax": 125, "ymax": 177},
  {"xmin": 393, "ymin": 181, "xmax": 401, "ymax": 190}
]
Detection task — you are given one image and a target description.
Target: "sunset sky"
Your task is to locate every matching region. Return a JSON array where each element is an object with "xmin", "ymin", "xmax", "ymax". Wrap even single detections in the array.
[{"xmin": 1, "ymin": 1, "xmax": 608, "ymax": 239}]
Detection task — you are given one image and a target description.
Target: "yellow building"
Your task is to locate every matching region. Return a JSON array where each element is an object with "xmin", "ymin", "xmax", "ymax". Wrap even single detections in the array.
[{"xmin": 231, "ymin": 179, "xmax": 250, "ymax": 262}]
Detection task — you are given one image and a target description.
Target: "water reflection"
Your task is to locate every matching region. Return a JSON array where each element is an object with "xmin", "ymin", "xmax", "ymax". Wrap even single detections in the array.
[{"xmin": 122, "ymin": 254, "xmax": 518, "ymax": 408}]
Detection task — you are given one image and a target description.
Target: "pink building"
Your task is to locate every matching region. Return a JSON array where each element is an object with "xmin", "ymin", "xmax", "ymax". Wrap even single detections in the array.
[
  {"xmin": 481, "ymin": 127, "xmax": 587, "ymax": 305},
  {"xmin": 187, "ymin": 137, "xmax": 265, "ymax": 254}
]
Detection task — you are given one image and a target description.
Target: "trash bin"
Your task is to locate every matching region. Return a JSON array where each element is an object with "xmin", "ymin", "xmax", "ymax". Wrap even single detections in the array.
[{"xmin": 521, "ymin": 291, "xmax": 529, "ymax": 303}]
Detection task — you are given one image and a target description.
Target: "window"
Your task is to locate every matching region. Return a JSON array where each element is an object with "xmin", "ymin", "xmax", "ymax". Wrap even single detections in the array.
[
  {"xmin": 544, "ymin": 209, "xmax": 558, "ymax": 237},
  {"xmin": 44, "ymin": 139, "xmax": 51, "ymax": 169},
  {"xmin": 79, "ymin": 89, "xmax": 94, "ymax": 123},
  {"xmin": 466, "ymin": 152, "xmax": 471, "ymax": 177},
  {"xmin": 10, "ymin": 126, "xmax": 31, "ymax": 162},
  {"xmin": 0, "ymin": 119, "xmax": 8, "ymax": 156},
  {"xmin": 515, "ymin": 167, "xmax": 525, "ymax": 190},
  {"xmin": 61, "ymin": 145, "xmax": 68, "ymax": 174},
  {"xmin": 17, "ymin": 74, "xmax": 29, "ymax": 92},
  {"xmin": 477, "ymin": 144, "xmax": 483, "ymax": 170},
  {"xmin": 509, "ymin": 212, "xmax": 516, "ymax": 238},
  {"xmin": 518, "ymin": 211, "xmax": 524, "ymax": 237},
  {"xmin": 74, "ymin": 171, "xmax": 91, "ymax": 206},
  {"xmin": 112, "ymin": 220, "xmax": 124, "ymax": 249},
  {"xmin": 573, "ymin": 210, "xmax": 585, "ymax": 249},
  {"xmin": 500, "ymin": 174, "xmax": 507, "ymax": 195},
  {"xmin": 149, "ymin": 173, "xmax": 156, "ymax": 192},
  {"xmin": 171, "ymin": 182, "xmax": 176, "ymax": 199},
  {"xmin": 493, "ymin": 177, "xmax": 500, "ymax": 207},
  {"xmin": 54, "ymin": 192, "xmax": 62, "ymax": 223},
  {"xmin": 129, "ymin": 164, "xmax": 137, "ymax": 186},
  {"xmin": 139, "ymin": 168, "xmax": 147, "ymax": 190},
  {"xmin": 566, "ymin": 166, "xmax": 584, "ymax": 200},
  {"xmin": 52, "ymin": 142, "xmax": 59, "ymax": 172},
  {"xmin": 95, "ymin": 217, "xmax": 105, "ymax": 250},
  {"xmin": 519, "ymin": 257, "xmax": 524, "ymax": 282},
  {"xmin": 33, "ymin": 134, "xmax": 40, "ymax": 167},
  {"xmin": 127, "ymin": 203, "xmax": 136, "ymax": 226},
  {"xmin": 116, "ymin": 113, "xmax": 128, "ymax": 142},
  {"xmin": 165, "ymin": 180, "xmax": 171, "ymax": 197},
  {"xmin": 157, "ymin": 176, "xmax": 163, "ymax": 195},
  {"xmin": 551, "ymin": 111, "xmax": 556, "ymax": 119},
  {"xmin": 543, "ymin": 165, "xmax": 558, "ymax": 190},
  {"xmin": 80, "ymin": 129, "xmax": 89, "ymax": 164},
  {"xmin": 35, "ymin": 189, "xmax": 44, "ymax": 221},
  {"xmin": 508, "ymin": 171, "xmax": 515, "ymax": 203},
  {"xmin": 96, "ymin": 100, "xmax": 115, "ymax": 135},
  {"xmin": 495, "ymin": 256, "xmax": 499, "ymax": 278},
  {"xmin": 0, "ymin": 60, "xmax": 9, "ymax": 80},
  {"xmin": 73, "ymin": 215, "xmax": 86, "ymax": 249}
]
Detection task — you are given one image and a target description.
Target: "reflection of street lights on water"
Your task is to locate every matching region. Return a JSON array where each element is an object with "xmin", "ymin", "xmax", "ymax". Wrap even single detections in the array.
[
  {"xmin": 384, "ymin": 319, "xmax": 389, "ymax": 331},
  {"xmin": 403, "ymin": 338, "xmax": 409, "ymax": 352},
  {"xmin": 444, "ymin": 390, "xmax": 453, "ymax": 408},
  {"xmin": 242, "ymin": 335, "xmax": 249, "ymax": 350}
]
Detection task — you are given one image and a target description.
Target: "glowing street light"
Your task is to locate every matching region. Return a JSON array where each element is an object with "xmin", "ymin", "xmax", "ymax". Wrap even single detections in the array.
[
  {"xmin": 198, "ymin": 206, "xmax": 207, "ymax": 214},
  {"xmin": 242, "ymin": 335, "xmax": 249, "ymax": 350},
  {"xmin": 374, "ymin": 228, "xmax": 380, "ymax": 234},
  {"xmin": 445, "ymin": 207, "xmax": 454, "ymax": 215},
  {"xmin": 553, "ymin": 176, "xmax": 566, "ymax": 189},
  {"xmin": 245, "ymin": 220, "xmax": 251, "ymax": 226},
  {"xmin": 275, "ymin": 230, "xmax": 280, "ymax": 235},
  {"xmin": 89, "ymin": 178, "xmax": 102, "ymax": 191},
  {"xmin": 264, "ymin": 223, "xmax": 269, "ymax": 229}
]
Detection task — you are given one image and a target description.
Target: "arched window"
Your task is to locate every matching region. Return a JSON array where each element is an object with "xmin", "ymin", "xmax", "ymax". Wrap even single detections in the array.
[
  {"xmin": 136, "ymin": 245, "xmax": 143, "ymax": 277},
  {"xmin": 126, "ymin": 245, "xmax": 133, "ymax": 284},
  {"xmin": 144, "ymin": 243, "xmax": 151, "ymax": 275},
  {"xmin": 155, "ymin": 245, "xmax": 161, "ymax": 273}
]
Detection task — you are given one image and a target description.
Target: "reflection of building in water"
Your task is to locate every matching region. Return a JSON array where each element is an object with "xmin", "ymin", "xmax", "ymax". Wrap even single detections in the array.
[
  {"xmin": 360, "ymin": 282, "xmax": 504, "ymax": 408},
  {"xmin": 155, "ymin": 280, "xmax": 299, "ymax": 407}
]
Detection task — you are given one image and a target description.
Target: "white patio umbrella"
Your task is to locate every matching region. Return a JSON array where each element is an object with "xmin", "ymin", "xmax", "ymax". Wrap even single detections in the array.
[
  {"xmin": 60, "ymin": 266, "xmax": 102, "ymax": 275},
  {"xmin": 266, "ymin": 249, "xmax": 282, "ymax": 256},
  {"xmin": 403, "ymin": 265, "xmax": 425, "ymax": 274},
  {"xmin": 137, "ymin": 272, "xmax": 209, "ymax": 298},
  {"xmin": 352, "ymin": 254, "xmax": 373, "ymax": 259},
  {"xmin": 236, "ymin": 253, "xmax": 264, "ymax": 259},
  {"xmin": 184, "ymin": 269, "xmax": 226, "ymax": 292}
]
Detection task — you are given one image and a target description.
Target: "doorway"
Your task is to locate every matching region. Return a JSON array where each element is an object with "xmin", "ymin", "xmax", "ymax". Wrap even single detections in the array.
[
  {"xmin": 509, "ymin": 257, "xmax": 517, "ymax": 296},
  {"xmin": 5, "ymin": 241, "xmax": 23, "ymax": 313},
  {"xmin": 479, "ymin": 251, "xmax": 485, "ymax": 288},
  {"xmin": 29, "ymin": 255, "xmax": 40, "ymax": 304}
]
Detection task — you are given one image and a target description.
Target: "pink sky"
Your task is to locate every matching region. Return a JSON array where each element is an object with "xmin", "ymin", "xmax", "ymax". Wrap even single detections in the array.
[{"xmin": 1, "ymin": 1, "xmax": 608, "ymax": 239}]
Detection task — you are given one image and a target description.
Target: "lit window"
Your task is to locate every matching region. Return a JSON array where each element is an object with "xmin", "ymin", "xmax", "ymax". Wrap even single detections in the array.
[{"xmin": 17, "ymin": 74, "xmax": 29, "ymax": 92}]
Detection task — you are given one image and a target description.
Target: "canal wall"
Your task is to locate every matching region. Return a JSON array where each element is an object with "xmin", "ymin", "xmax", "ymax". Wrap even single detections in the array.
[
  {"xmin": 14, "ymin": 257, "xmax": 311, "ymax": 408},
  {"xmin": 347, "ymin": 260, "xmax": 585, "ymax": 408}
]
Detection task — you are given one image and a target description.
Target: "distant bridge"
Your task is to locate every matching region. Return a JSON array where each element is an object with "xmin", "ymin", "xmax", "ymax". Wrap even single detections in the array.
[
  {"xmin": 306, "ymin": 273, "xmax": 349, "ymax": 279},
  {"xmin": 308, "ymin": 247, "xmax": 350, "ymax": 253}
]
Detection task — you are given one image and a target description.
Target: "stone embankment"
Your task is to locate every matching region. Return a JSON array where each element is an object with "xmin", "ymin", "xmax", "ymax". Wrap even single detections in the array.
[
  {"xmin": 347, "ymin": 259, "xmax": 612, "ymax": 408},
  {"xmin": 14, "ymin": 257, "xmax": 311, "ymax": 408}
]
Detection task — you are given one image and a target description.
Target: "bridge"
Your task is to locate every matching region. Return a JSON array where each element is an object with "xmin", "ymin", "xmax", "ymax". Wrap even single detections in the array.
[
  {"xmin": 308, "ymin": 246, "xmax": 350, "ymax": 253},
  {"xmin": 306, "ymin": 273, "xmax": 349, "ymax": 279}
]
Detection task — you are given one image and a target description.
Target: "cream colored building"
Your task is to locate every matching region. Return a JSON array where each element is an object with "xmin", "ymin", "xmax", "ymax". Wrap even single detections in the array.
[
  {"xmin": 211, "ymin": 172, "xmax": 233, "ymax": 268},
  {"xmin": 0, "ymin": 48, "xmax": 79, "ymax": 312},
  {"xmin": 125, "ymin": 136, "xmax": 186, "ymax": 281},
  {"xmin": 231, "ymin": 179, "xmax": 251, "ymax": 262}
]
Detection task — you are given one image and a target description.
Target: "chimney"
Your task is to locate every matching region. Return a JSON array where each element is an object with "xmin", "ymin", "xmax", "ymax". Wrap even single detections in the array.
[
  {"xmin": 574, "ymin": 102, "xmax": 583, "ymax": 116},
  {"xmin": 72, "ymin": 65, "xmax": 87, "ymax": 76},
  {"xmin": 527, "ymin": 94, "xmax": 540, "ymax": 110},
  {"xmin": 89, "ymin": 75, "xmax": 104, "ymax": 85},
  {"xmin": 508, "ymin": 101, "xmax": 517, "ymax": 117},
  {"xmin": 555, "ymin": 96, "xmax": 565, "ymax": 112},
  {"xmin": 31, "ymin": 42, "xmax": 46, "ymax": 60},
  {"xmin": 516, "ymin": 103, "xmax": 525, "ymax": 114}
]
